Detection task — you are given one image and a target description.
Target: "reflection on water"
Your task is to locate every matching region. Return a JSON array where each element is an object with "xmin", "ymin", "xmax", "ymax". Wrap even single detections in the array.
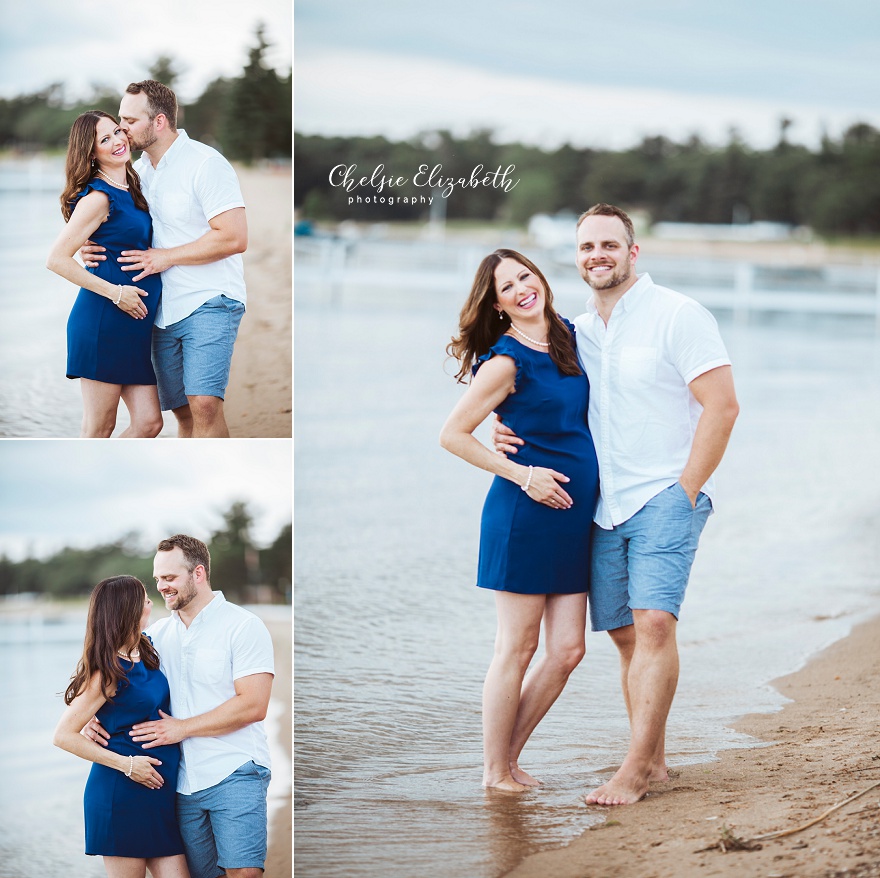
[{"xmin": 294, "ymin": 272, "xmax": 880, "ymax": 877}]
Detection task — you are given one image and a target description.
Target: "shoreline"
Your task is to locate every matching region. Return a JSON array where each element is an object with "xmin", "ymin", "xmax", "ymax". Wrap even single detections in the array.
[{"xmin": 505, "ymin": 612, "xmax": 880, "ymax": 877}]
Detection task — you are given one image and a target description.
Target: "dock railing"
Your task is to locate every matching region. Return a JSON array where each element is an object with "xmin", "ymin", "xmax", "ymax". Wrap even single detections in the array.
[{"xmin": 295, "ymin": 237, "xmax": 880, "ymax": 330}]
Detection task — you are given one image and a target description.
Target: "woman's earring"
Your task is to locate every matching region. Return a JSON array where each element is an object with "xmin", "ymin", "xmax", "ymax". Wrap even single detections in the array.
[{"xmin": 498, "ymin": 310, "xmax": 503, "ymax": 320}]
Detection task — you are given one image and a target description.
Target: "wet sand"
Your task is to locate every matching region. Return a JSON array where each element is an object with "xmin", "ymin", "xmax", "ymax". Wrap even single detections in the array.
[
  {"xmin": 225, "ymin": 164, "xmax": 292, "ymax": 438},
  {"xmin": 506, "ymin": 613, "xmax": 880, "ymax": 878}
]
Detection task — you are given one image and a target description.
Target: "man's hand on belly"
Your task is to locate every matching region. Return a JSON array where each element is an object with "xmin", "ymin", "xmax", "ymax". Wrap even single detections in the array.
[
  {"xmin": 118, "ymin": 247, "xmax": 171, "ymax": 281},
  {"xmin": 130, "ymin": 709, "xmax": 188, "ymax": 748}
]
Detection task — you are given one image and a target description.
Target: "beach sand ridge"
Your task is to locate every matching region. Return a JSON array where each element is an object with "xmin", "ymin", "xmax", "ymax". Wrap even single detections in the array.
[{"xmin": 505, "ymin": 614, "xmax": 880, "ymax": 878}]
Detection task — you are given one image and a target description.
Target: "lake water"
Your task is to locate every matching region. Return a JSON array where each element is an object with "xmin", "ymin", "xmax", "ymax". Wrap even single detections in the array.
[
  {"xmin": 294, "ymin": 255, "xmax": 880, "ymax": 878},
  {"xmin": 0, "ymin": 605, "xmax": 290, "ymax": 877},
  {"xmin": 0, "ymin": 613, "xmax": 106, "ymax": 877},
  {"xmin": 0, "ymin": 158, "xmax": 176, "ymax": 437}
]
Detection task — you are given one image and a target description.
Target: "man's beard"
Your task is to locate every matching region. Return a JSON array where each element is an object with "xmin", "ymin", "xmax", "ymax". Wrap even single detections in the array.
[
  {"xmin": 128, "ymin": 130, "xmax": 157, "ymax": 152},
  {"xmin": 167, "ymin": 574, "xmax": 197, "ymax": 611},
  {"xmin": 584, "ymin": 260, "xmax": 633, "ymax": 291}
]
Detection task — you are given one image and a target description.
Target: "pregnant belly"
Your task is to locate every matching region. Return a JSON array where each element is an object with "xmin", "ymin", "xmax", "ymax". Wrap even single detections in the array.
[{"xmin": 88, "ymin": 259, "xmax": 162, "ymax": 297}]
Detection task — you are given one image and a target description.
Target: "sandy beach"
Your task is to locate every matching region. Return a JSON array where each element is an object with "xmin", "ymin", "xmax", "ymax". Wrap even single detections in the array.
[
  {"xmin": 221, "ymin": 163, "xmax": 292, "ymax": 438},
  {"xmin": 506, "ymin": 614, "xmax": 880, "ymax": 878}
]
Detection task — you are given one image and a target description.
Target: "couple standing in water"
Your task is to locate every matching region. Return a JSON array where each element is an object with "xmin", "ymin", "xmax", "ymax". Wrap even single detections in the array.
[{"xmin": 441, "ymin": 203, "xmax": 739, "ymax": 805}]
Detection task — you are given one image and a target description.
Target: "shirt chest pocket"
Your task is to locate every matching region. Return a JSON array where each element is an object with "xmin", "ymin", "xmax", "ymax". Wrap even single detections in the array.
[
  {"xmin": 617, "ymin": 346, "xmax": 657, "ymax": 389},
  {"xmin": 191, "ymin": 648, "xmax": 228, "ymax": 685},
  {"xmin": 157, "ymin": 192, "xmax": 199, "ymax": 226}
]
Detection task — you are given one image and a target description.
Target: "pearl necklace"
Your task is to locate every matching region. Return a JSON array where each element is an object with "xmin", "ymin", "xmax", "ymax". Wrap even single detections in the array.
[
  {"xmin": 95, "ymin": 168, "xmax": 129, "ymax": 190},
  {"xmin": 509, "ymin": 323, "xmax": 550, "ymax": 347},
  {"xmin": 117, "ymin": 648, "xmax": 140, "ymax": 660}
]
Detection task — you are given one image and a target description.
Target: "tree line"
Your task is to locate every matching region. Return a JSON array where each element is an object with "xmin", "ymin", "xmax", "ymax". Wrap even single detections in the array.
[
  {"xmin": 295, "ymin": 123, "xmax": 880, "ymax": 236},
  {"xmin": 0, "ymin": 25, "xmax": 291, "ymax": 164},
  {"xmin": 0, "ymin": 502, "xmax": 291, "ymax": 604}
]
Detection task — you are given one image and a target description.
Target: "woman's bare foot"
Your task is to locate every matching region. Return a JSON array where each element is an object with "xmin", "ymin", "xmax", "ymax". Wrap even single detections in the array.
[
  {"xmin": 509, "ymin": 761, "xmax": 543, "ymax": 786},
  {"xmin": 483, "ymin": 775, "xmax": 530, "ymax": 793}
]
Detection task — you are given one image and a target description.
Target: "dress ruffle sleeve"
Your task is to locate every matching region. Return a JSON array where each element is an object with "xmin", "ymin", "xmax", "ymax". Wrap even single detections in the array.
[
  {"xmin": 70, "ymin": 178, "xmax": 118, "ymax": 217},
  {"xmin": 473, "ymin": 334, "xmax": 526, "ymax": 392}
]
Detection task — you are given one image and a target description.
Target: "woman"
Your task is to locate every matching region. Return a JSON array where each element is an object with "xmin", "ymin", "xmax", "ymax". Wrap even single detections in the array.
[
  {"xmin": 46, "ymin": 111, "xmax": 162, "ymax": 438},
  {"xmin": 440, "ymin": 249, "xmax": 599, "ymax": 792},
  {"xmin": 54, "ymin": 576, "xmax": 189, "ymax": 878}
]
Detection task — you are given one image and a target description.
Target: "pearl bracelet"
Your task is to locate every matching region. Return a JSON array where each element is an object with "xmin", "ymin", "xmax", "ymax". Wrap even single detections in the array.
[
  {"xmin": 125, "ymin": 755, "xmax": 134, "ymax": 777},
  {"xmin": 521, "ymin": 465, "xmax": 534, "ymax": 492},
  {"xmin": 114, "ymin": 285, "xmax": 123, "ymax": 306}
]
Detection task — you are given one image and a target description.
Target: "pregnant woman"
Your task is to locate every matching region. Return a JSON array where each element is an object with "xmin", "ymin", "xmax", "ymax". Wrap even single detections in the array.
[
  {"xmin": 46, "ymin": 110, "xmax": 162, "ymax": 437},
  {"xmin": 54, "ymin": 575, "xmax": 188, "ymax": 877},
  {"xmin": 440, "ymin": 249, "xmax": 599, "ymax": 792}
]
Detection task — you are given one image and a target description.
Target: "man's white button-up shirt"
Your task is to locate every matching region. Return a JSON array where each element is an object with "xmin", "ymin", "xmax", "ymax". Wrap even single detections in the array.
[
  {"xmin": 134, "ymin": 130, "xmax": 246, "ymax": 328},
  {"xmin": 574, "ymin": 273, "xmax": 731, "ymax": 529},
  {"xmin": 146, "ymin": 591, "xmax": 274, "ymax": 794}
]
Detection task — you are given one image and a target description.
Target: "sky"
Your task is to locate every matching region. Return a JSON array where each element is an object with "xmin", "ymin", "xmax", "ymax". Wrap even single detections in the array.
[
  {"xmin": 0, "ymin": 441, "xmax": 291, "ymax": 561},
  {"xmin": 295, "ymin": 0, "xmax": 880, "ymax": 149},
  {"xmin": 0, "ymin": 0, "xmax": 292, "ymax": 103}
]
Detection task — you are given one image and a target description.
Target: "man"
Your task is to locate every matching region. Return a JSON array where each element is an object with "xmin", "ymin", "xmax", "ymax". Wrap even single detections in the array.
[
  {"xmin": 495, "ymin": 204, "xmax": 739, "ymax": 805},
  {"xmin": 85, "ymin": 80, "xmax": 248, "ymax": 438},
  {"xmin": 88, "ymin": 534, "xmax": 275, "ymax": 878}
]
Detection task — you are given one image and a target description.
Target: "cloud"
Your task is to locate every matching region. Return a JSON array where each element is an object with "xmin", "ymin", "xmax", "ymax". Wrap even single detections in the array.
[
  {"xmin": 0, "ymin": 0, "xmax": 291, "ymax": 101},
  {"xmin": 295, "ymin": 0, "xmax": 880, "ymax": 109},
  {"xmin": 295, "ymin": 48, "xmax": 879, "ymax": 149},
  {"xmin": 0, "ymin": 441, "xmax": 291, "ymax": 560}
]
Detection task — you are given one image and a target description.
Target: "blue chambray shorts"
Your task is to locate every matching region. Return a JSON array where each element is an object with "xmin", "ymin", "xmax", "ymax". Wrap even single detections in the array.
[
  {"xmin": 152, "ymin": 295, "xmax": 245, "ymax": 411},
  {"xmin": 177, "ymin": 761, "xmax": 271, "ymax": 878},
  {"xmin": 589, "ymin": 482, "xmax": 712, "ymax": 631}
]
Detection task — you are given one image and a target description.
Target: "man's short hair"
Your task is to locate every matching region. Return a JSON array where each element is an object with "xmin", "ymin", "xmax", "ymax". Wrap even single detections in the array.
[
  {"xmin": 157, "ymin": 534, "xmax": 210, "ymax": 579},
  {"xmin": 576, "ymin": 203, "xmax": 636, "ymax": 248},
  {"xmin": 126, "ymin": 79, "xmax": 178, "ymax": 130}
]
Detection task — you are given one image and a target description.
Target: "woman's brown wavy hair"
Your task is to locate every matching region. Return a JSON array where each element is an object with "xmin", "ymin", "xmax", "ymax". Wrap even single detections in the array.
[
  {"xmin": 63, "ymin": 575, "xmax": 160, "ymax": 705},
  {"xmin": 446, "ymin": 248, "xmax": 582, "ymax": 383},
  {"xmin": 59, "ymin": 111, "xmax": 149, "ymax": 221}
]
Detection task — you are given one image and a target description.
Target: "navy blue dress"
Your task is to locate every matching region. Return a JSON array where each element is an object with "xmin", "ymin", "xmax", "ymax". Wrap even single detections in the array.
[
  {"xmin": 474, "ymin": 323, "xmax": 599, "ymax": 594},
  {"xmin": 66, "ymin": 178, "xmax": 161, "ymax": 385},
  {"xmin": 83, "ymin": 657, "xmax": 184, "ymax": 858}
]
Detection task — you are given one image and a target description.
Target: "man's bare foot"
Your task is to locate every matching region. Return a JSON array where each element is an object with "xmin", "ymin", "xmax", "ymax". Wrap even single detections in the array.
[
  {"xmin": 483, "ymin": 776, "xmax": 530, "ymax": 793},
  {"xmin": 648, "ymin": 763, "xmax": 669, "ymax": 782},
  {"xmin": 509, "ymin": 762, "xmax": 542, "ymax": 786},
  {"xmin": 584, "ymin": 767, "xmax": 649, "ymax": 806}
]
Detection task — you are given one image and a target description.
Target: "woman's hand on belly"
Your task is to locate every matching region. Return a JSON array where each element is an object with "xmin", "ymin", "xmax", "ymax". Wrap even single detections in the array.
[
  {"xmin": 127, "ymin": 754, "xmax": 166, "ymax": 789},
  {"xmin": 116, "ymin": 284, "xmax": 150, "ymax": 319},
  {"xmin": 522, "ymin": 466, "xmax": 573, "ymax": 509}
]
